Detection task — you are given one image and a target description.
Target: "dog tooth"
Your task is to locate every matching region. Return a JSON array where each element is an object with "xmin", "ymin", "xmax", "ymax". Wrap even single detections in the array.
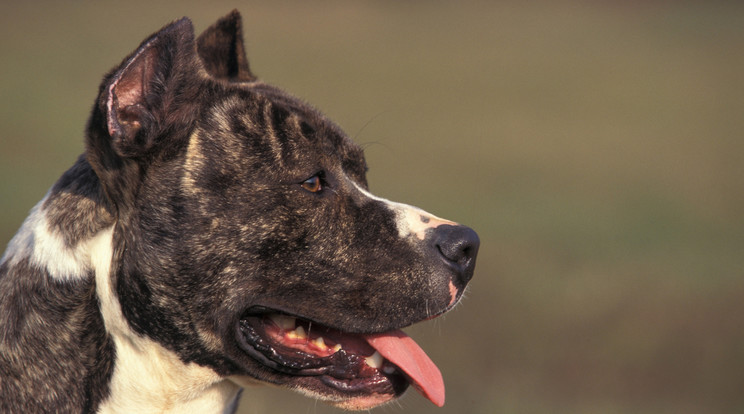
[
  {"xmin": 312, "ymin": 336, "xmax": 328, "ymax": 351},
  {"xmin": 365, "ymin": 351, "xmax": 383, "ymax": 369},
  {"xmin": 269, "ymin": 314, "xmax": 296, "ymax": 331},
  {"xmin": 382, "ymin": 365, "xmax": 396, "ymax": 374},
  {"xmin": 287, "ymin": 325, "xmax": 307, "ymax": 340},
  {"xmin": 332, "ymin": 344, "xmax": 342, "ymax": 353}
]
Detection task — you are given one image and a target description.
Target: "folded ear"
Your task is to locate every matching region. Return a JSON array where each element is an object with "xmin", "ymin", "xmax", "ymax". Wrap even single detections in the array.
[
  {"xmin": 97, "ymin": 17, "xmax": 201, "ymax": 158},
  {"xmin": 197, "ymin": 9, "xmax": 255, "ymax": 81}
]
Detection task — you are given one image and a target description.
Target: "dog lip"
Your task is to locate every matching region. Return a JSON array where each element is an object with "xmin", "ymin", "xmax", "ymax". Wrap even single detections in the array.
[
  {"xmin": 236, "ymin": 318, "xmax": 331, "ymax": 375},
  {"xmin": 236, "ymin": 310, "xmax": 409, "ymax": 401},
  {"xmin": 236, "ymin": 313, "xmax": 387, "ymax": 374},
  {"xmin": 241, "ymin": 305, "xmax": 379, "ymax": 334}
]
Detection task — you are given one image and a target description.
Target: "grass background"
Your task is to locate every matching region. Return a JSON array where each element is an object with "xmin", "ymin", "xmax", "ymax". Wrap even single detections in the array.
[{"xmin": 1, "ymin": 2, "xmax": 743, "ymax": 413}]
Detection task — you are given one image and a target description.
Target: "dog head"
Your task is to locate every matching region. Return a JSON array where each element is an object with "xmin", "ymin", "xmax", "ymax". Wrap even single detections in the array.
[{"xmin": 86, "ymin": 11, "xmax": 479, "ymax": 410}]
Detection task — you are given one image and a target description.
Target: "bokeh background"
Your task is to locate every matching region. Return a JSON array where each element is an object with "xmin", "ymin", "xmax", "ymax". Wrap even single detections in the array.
[{"xmin": 2, "ymin": 2, "xmax": 743, "ymax": 413}]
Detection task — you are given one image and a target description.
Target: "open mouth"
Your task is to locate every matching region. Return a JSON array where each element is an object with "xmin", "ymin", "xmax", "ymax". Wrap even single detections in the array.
[{"xmin": 236, "ymin": 308, "xmax": 444, "ymax": 409}]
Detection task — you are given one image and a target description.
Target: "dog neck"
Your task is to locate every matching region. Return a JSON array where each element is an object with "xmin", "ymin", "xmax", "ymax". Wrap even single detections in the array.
[
  {"xmin": 89, "ymin": 214, "xmax": 242, "ymax": 414},
  {"xmin": 94, "ymin": 330, "xmax": 241, "ymax": 414},
  {"xmin": 0, "ymin": 157, "xmax": 240, "ymax": 414}
]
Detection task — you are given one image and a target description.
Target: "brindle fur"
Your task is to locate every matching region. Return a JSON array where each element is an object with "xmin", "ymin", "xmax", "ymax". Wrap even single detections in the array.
[{"xmin": 0, "ymin": 11, "xmax": 478, "ymax": 413}]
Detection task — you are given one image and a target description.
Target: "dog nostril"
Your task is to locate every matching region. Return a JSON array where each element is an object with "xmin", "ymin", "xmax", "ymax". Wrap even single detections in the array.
[
  {"xmin": 434, "ymin": 225, "xmax": 480, "ymax": 284},
  {"xmin": 437, "ymin": 239, "xmax": 470, "ymax": 265}
]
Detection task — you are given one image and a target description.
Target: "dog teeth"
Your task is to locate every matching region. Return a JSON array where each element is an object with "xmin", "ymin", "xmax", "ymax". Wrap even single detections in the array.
[
  {"xmin": 269, "ymin": 314, "xmax": 296, "ymax": 331},
  {"xmin": 382, "ymin": 365, "xmax": 396, "ymax": 374},
  {"xmin": 332, "ymin": 344, "xmax": 342, "ymax": 353},
  {"xmin": 365, "ymin": 351, "xmax": 383, "ymax": 369},
  {"xmin": 287, "ymin": 325, "xmax": 307, "ymax": 340}
]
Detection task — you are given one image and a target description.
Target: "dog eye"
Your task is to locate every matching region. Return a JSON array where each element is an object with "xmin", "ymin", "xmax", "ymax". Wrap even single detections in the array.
[{"xmin": 300, "ymin": 175, "xmax": 322, "ymax": 193}]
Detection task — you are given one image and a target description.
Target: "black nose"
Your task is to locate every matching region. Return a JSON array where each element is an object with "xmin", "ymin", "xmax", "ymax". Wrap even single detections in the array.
[{"xmin": 433, "ymin": 224, "xmax": 480, "ymax": 285}]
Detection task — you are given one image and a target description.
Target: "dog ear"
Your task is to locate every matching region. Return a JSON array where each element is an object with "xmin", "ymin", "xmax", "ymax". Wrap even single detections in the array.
[
  {"xmin": 98, "ymin": 17, "xmax": 201, "ymax": 158},
  {"xmin": 197, "ymin": 9, "xmax": 255, "ymax": 81},
  {"xmin": 86, "ymin": 18, "xmax": 203, "ymax": 211}
]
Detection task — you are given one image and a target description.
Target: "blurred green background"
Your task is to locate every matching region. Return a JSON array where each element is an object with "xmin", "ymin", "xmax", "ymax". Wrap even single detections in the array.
[{"xmin": 2, "ymin": 2, "xmax": 743, "ymax": 413}]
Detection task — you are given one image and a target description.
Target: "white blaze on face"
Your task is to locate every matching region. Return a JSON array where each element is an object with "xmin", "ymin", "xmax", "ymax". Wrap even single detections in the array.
[{"xmin": 351, "ymin": 182, "xmax": 457, "ymax": 241}]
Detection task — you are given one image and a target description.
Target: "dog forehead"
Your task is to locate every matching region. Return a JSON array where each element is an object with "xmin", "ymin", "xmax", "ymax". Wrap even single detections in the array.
[{"xmin": 193, "ymin": 86, "xmax": 365, "ymax": 174}]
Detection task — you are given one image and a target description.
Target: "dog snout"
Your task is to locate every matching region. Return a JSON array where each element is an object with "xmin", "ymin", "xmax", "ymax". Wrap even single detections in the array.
[{"xmin": 433, "ymin": 225, "xmax": 480, "ymax": 285}]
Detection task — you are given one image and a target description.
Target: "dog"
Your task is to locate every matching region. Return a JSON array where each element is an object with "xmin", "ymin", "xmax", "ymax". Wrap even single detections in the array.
[{"xmin": 0, "ymin": 10, "xmax": 479, "ymax": 413}]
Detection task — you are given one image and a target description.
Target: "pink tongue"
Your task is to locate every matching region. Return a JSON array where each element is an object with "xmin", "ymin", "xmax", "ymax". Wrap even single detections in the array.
[{"xmin": 363, "ymin": 330, "xmax": 445, "ymax": 407}]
